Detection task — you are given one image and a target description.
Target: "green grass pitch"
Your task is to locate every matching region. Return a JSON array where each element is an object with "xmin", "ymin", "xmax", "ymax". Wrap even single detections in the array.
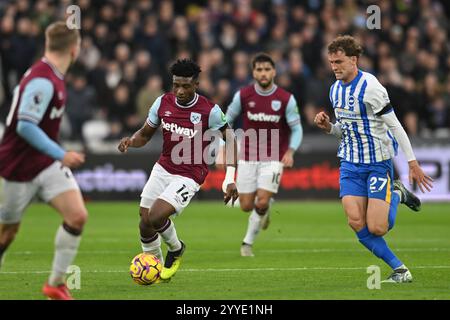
[{"xmin": 1, "ymin": 201, "xmax": 449, "ymax": 300}]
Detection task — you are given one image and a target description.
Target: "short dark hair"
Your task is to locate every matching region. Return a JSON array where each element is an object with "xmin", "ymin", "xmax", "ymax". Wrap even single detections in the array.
[
  {"xmin": 328, "ymin": 35, "xmax": 363, "ymax": 57},
  {"xmin": 169, "ymin": 59, "xmax": 201, "ymax": 80},
  {"xmin": 251, "ymin": 53, "xmax": 275, "ymax": 69}
]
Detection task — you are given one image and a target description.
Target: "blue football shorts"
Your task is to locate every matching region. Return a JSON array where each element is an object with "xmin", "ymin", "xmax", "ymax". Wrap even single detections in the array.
[{"xmin": 339, "ymin": 159, "xmax": 394, "ymax": 203}]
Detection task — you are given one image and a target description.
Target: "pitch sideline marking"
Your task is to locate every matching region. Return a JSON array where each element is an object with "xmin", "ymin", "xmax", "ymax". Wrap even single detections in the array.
[
  {"xmin": 2, "ymin": 265, "xmax": 450, "ymax": 274},
  {"xmin": 8, "ymin": 247, "xmax": 450, "ymax": 255}
]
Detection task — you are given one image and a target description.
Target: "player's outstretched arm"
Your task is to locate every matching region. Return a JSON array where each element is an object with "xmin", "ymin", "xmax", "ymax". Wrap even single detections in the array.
[
  {"xmin": 221, "ymin": 125, "xmax": 239, "ymax": 205},
  {"xmin": 118, "ymin": 121, "xmax": 157, "ymax": 153},
  {"xmin": 380, "ymin": 111, "xmax": 433, "ymax": 193}
]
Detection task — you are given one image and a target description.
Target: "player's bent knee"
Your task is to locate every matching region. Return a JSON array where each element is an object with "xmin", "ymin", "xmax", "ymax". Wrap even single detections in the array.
[
  {"xmin": 140, "ymin": 210, "xmax": 152, "ymax": 227},
  {"xmin": 66, "ymin": 209, "xmax": 88, "ymax": 230},
  {"xmin": 146, "ymin": 210, "xmax": 167, "ymax": 231},
  {"xmin": 240, "ymin": 202, "xmax": 254, "ymax": 212},
  {"xmin": 139, "ymin": 207, "xmax": 149, "ymax": 217},
  {"xmin": 348, "ymin": 219, "xmax": 365, "ymax": 232},
  {"xmin": 368, "ymin": 224, "xmax": 388, "ymax": 236},
  {"xmin": 255, "ymin": 197, "xmax": 270, "ymax": 210},
  {"xmin": 150, "ymin": 216, "xmax": 167, "ymax": 231}
]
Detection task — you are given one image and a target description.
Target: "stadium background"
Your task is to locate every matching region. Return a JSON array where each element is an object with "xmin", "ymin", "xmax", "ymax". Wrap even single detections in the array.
[
  {"xmin": 1, "ymin": 0, "xmax": 450, "ymax": 301},
  {"xmin": 0, "ymin": 0, "xmax": 449, "ymax": 202}
]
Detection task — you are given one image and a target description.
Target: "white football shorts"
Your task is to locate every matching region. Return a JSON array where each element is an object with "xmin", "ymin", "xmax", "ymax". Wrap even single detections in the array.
[
  {"xmin": 140, "ymin": 162, "xmax": 200, "ymax": 214},
  {"xmin": 0, "ymin": 161, "xmax": 80, "ymax": 224},
  {"xmin": 236, "ymin": 160, "xmax": 284, "ymax": 194}
]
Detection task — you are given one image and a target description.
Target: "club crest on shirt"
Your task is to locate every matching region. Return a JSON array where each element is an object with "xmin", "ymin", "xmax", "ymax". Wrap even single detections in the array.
[
  {"xmin": 348, "ymin": 95, "xmax": 355, "ymax": 108},
  {"xmin": 271, "ymin": 100, "xmax": 281, "ymax": 111},
  {"xmin": 190, "ymin": 112, "xmax": 201, "ymax": 124}
]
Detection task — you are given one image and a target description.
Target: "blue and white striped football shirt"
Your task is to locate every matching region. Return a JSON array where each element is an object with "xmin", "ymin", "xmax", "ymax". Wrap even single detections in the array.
[{"xmin": 329, "ymin": 70, "xmax": 398, "ymax": 164}]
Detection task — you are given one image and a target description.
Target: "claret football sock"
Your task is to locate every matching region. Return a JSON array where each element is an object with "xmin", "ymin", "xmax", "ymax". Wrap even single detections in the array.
[
  {"xmin": 356, "ymin": 226, "xmax": 403, "ymax": 270},
  {"xmin": 49, "ymin": 223, "xmax": 82, "ymax": 287},
  {"xmin": 158, "ymin": 219, "xmax": 182, "ymax": 252}
]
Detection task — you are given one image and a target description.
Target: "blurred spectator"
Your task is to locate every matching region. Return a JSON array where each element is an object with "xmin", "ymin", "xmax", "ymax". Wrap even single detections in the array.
[
  {"xmin": 426, "ymin": 97, "xmax": 450, "ymax": 131},
  {"xmin": 0, "ymin": 0, "xmax": 448, "ymax": 145},
  {"xmin": 66, "ymin": 73, "xmax": 96, "ymax": 141},
  {"xmin": 213, "ymin": 78, "xmax": 232, "ymax": 109},
  {"xmin": 106, "ymin": 82, "xmax": 139, "ymax": 140},
  {"xmin": 0, "ymin": 14, "xmax": 15, "ymax": 102},
  {"xmin": 78, "ymin": 36, "xmax": 101, "ymax": 71},
  {"xmin": 136, "ymin": 75, "xmax": 164, "ymax": 122}
]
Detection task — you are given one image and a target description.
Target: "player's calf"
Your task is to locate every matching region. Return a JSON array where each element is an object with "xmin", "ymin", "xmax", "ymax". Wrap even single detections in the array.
[
  {"xmin": 0, "ymin": 223, "xmax": 20, "ymax": 268},
  {"xmin": 0, "ymin": 223, "xmax": 20, "ymax": 248},
  {"xmin": 138, "ymin": 212, "xmax": 163, "ymax": 261}
]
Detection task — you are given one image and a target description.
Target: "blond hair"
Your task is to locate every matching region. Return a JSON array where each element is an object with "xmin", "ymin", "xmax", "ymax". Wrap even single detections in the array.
[{"xmin": 45, "ymin": 21, "xmax": 80, "ymax": 53}]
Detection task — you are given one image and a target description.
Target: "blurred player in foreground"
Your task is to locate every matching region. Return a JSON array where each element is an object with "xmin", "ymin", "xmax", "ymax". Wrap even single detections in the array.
[
  {"xmin": 314, "ymin": 35, "xmax": 433, "ymax": 283},
  {"xmin": 118, "ymin": 59, "xmax": 238, "ymax": 281},
  {"xmin": 0, "ymin": 22, "xmax": 87, "ymax": 299}
]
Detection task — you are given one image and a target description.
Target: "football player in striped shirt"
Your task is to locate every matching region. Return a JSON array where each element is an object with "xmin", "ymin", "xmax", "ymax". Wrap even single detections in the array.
[{"xmin": 314, "ymin": 35, "xmax": 433, "ymax": 283}]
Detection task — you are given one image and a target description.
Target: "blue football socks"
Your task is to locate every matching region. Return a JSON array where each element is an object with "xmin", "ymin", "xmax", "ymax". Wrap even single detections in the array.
[
  {"xmin": 357, "ymin": 226, "xmax": 402, "ymax": 270},
  {"xmin": 388, "ymin": 192, "xmax": 400, "ymax": 230}
]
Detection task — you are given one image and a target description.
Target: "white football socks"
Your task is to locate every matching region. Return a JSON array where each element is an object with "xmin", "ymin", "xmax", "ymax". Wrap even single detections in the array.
[
  {"xmin": 243, "ymin": 210, "xmax": 262, "ymax": 245},
  {"xmin": 159, "ymin": 220, "xmax": 182, "ymax": 252},
  {"xmin": 49, "ymin": 225, "xmax": 81, "ymax": 287},
  {"xmin": 141, "ymin": 235, "xmax": 164, "ymax": 264}
]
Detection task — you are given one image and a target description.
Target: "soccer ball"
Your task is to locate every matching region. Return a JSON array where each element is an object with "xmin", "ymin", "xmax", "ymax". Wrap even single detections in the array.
[{"xmin": 129, "ymin": 253, "xmax": 162, "ymax": 285}]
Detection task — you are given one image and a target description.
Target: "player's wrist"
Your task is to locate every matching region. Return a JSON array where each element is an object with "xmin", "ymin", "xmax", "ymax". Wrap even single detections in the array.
[
  {"xmin": 325, "ymin": 123, "xmax": 333, "ymax": 134},
  {"xmin": 128, "ymin": 136, "xmax": 137, "ymax": 147},
  {"xmin": 408, "ymin": 159, "xmax": 419, "ymax": 168}
]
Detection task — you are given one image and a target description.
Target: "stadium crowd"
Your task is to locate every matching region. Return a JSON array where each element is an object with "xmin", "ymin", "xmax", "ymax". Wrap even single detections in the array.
[{"xmin": 0, "ymin": 0, "xmax": 449, "ymax": 146}]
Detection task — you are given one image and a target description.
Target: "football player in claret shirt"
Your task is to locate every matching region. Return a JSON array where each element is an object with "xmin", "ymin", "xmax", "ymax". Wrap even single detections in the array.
[
  {"xmin": 314, "ymin": 35, "xmax": 433, "ymax": 283},
  {"xmin": 225, "ymin": 53, "xmax": 303, "ymax": 257},
  {"xmin": 0, "ymin": 22, "xmax": 87, "ymax": 300},
  {"xmin": 118, "ymin": 59, "xmax": 238, "ymax": 281}
]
